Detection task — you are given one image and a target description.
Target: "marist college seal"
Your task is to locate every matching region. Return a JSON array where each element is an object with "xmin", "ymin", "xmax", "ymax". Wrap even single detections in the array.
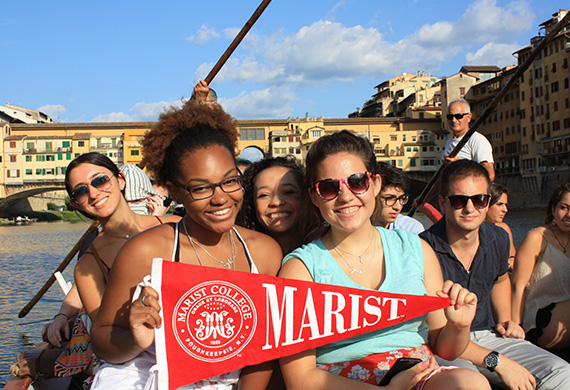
[{"xmin": 173, "ymin": 280, "xmax": 257, "ymax": 362}]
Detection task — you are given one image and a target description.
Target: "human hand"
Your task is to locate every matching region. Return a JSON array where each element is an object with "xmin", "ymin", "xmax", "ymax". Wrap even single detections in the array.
[
  {"xmin": 147, "ymin": 195, "xmax": 168, "ymax": 216},
  {"xmin": 443, "ymin": 155, "xmax": 459, "ymax": 164},
  {"xmin": 385, "ymin": 358, "xmax": 435, "ymax": 389},
  {"xmin": 45, "ymin": 315, "xmax": 70, "ymax": 347},
  {"xmin": 495, "ymin": 355, "xmax": 537, "ymax": 390},
  {"xmin": 437, "ymin": 280, "xmax": 477, "ymax": 328},
  {"xmin": 193, "ymin": 80, "xmax": 210, "ymax": 102},
  {"xmin": 130, "ymin": 286, "xmax": 162, "ymax": 350},
  {"xmin": 496, "ymin": 321, "xmax": 525, "ymax": 339}
]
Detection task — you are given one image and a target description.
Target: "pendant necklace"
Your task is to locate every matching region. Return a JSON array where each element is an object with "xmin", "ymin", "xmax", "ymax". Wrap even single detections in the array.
[
  {"xmin": 183, "ymin": 218, "xmax": 236, "ymax": 269},
  {"xmin": 103, "ymin": 228, "xmax": 132, "ymax": 239},
  {"xmin": 331, "ymin": 229, "xmax": 375, "ymax": 264},
  {"xmin": 328, "ymin": 229, "xmax": 377, "ymax": 274},
  {"xmin": 549, "ymin": 224, "xmax": 569, "ymax": 253}
]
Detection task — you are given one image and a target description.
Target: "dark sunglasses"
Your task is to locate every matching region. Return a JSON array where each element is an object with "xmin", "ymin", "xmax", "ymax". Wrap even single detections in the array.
[
  {"xmin": 314, "ymin": 172, "xmax": 372, "ymax": 200},
  {"xmin": 71, "ymin": 174, "xmax": 112, "ymax": 204},
  {"xmin": 445, "ymin": 194, "xmax": 491, "ymax": 209},
  {"xmin": 446, "ymin": 113, "xmax": 469, "ymax": 120}
]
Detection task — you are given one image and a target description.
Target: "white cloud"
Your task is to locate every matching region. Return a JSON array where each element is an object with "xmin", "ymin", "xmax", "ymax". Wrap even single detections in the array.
[
  {"xmin": 90, "ymin": 100, "xmax": 184, "ymax": 123},
  {"xmin": 91, "ymin": 112, "xmax": 135, "ymax": 123},
  {"xmin": 193, "ymin": 0, "xmax": 535, "ymax": 86},
  {"xmin": 223, "ymin": 27, "xmax": 240, "ymax": 40},
  {"xmin": 130, "ymin": 101, "xmax": 183, "ymax": 120},
  {"xmin": 465, "ymin": 42, "xmax": 520, "ymax": 66},
  {"xmin": 187, "ymin": 24, "xmax": 221, "ymax": 45},
  {"xmin": 219, "ymin": 86, "xmax": 296, "ymax": 119},
  {"xmin": 37, "ymin": 104, "xmax": 66, "ymax": 120}
]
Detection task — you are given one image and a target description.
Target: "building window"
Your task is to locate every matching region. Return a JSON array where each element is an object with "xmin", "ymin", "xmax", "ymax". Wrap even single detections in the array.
[
  {"xmin": 46, "ymin": 155, "xmax": 54, "ymax": 161},
  {"xmin": 7, "ymin": 169, "xmax": 20, "ymax": 178},
  {"xmin": 78, "ymin": 141, "xmax": 85, "ymax": 147},
  {"xmin": 26, "ymin": 156, "xmax": 32, "ymax": 162},
  {"xmin": 390, "ymin": 136, "xmax": 397, "ymax": 141},
  {"xmin": 10, "ymin": 155, "xmax": 17, "ymax": 162},
  {"xmin": 131, "ymin": 150, "xmax": 140, "ymax": 156},
  {"xmin": 62, "ymin": 141, "xmax": 70, "ymax": 148},
  {"xmin": 240, "ymin": 128, "xmax": 266, "ymax": 140},
  {"xmin": 67, "ymin": 153, "xmax": 72, "ymax": 160},
  {"xmin": 398, "ymin": 160, "xmax": 403, "ymax": 167},
  {"xmin": 26, "ymin": 142, "xmax": 34, "ymax": 150},
  {"xmin": 311, "ymin": 130, "xmax": 322, "ymax": 138},
  {"xmin": 36, "ymin": 169, "xmax": 42, "ymax": 175},
  {"xmin": 25, "ymin": 169, "xmax": 32, "ymax": 175}
]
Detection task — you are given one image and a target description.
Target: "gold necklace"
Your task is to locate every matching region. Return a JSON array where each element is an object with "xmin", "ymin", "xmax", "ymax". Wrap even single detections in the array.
[
  {"xmin": 328, "ymin": 230, "xmax": 377, "ymax": 274},
  {"xmin": 183, "ymin": 218, "xmax": 236, "ymax": 269},
  {"xmin": 549, "ymin": 224, "xmax": 569, "ymax": 253}
]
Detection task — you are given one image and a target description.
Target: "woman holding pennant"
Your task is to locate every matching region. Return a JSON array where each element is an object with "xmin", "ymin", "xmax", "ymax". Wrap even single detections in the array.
[
  {"xmin": 278, "ymin": 131, "xmax": 490, "ymax": 389},
  {"xmin": 89, "ymin": 101, "xmax": 282, "ymax": 389}
]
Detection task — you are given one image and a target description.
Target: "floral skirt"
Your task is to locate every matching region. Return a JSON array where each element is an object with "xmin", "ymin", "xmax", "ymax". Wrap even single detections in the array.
[{"xmin": 317, "ymin": 344, "xmax": 444, "ymax": 389}]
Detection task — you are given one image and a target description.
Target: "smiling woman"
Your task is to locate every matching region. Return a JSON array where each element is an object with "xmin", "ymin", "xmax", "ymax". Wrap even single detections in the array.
[
  {"xmin": 88, "ymin": 101, "xmax": 283, "ymax": 390},
  {"xmin": 237, "ymin": 156, "xmax": 305, "ymax": 255}
]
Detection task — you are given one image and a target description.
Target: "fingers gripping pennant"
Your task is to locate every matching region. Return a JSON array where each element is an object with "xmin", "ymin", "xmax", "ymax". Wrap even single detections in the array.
[{"xmin": 152, "ymin": 259, "xmax": 449, "ymax": 390}]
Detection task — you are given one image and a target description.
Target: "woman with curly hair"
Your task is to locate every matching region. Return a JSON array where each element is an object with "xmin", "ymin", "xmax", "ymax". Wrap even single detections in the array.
[
  {"xmin": 512, "ymin": 183, "xmax": 570, "ymax": 352},
  {"xmin": 89, "ymin": 101, "xmax": 282, "ymax": 389},
  {"xmin": 237, "ymin": 156, "xmax": 305, "ymax": 255}
]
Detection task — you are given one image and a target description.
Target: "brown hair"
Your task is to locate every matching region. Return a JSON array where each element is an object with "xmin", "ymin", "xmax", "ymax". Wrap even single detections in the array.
[
  {"xmin": 141, "ymin": 101, "xmax": 238, "ymax": 185},
  {"xmin": 439, "ymin": 160, "xmax": 490, "ymax": 196},
  {"xmin": 300, "ymin": 130, "xmax": 378, "ymax": 243},
  {"xmin": 546, "ymin": 183, "xmax": 570, "ymax": 224}
]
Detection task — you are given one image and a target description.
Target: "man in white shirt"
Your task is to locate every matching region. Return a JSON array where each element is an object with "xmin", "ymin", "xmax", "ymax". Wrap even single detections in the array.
[{"xmin": 443, "ymin": 98, "xmax": 495, "ymax": 181}]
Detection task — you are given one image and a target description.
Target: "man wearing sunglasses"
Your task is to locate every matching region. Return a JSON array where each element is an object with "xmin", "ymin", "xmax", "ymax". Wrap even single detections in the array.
[
  {"xmin": 413, "ymin": 98, "xmax": 495, "ymax": 212},
  {"xmin": 420, "ymin": 160, "xmax": 570, "ymax": 389},
  {"xmin": 372, "ymin": 163, "xmax": 424, "ymax": 233},
  {"xmin": 443, "ymin": 98, "xmax": 495, "ymax": 181}
]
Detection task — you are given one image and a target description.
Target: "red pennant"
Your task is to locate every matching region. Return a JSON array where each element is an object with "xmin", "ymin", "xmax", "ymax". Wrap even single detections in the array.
[{"xmin": 152, "ymin": 259, "xmax": 449, "ymax": 390}]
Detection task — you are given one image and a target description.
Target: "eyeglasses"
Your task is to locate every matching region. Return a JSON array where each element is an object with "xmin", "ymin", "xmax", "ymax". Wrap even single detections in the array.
[
  {"xmin": 446, "ymin": 113, "xmax": 469, "ymax": 120},
  {"xmin": 314, "ymin": 172, "xmax": 372, "ymax": 200},
  {"xmin": 71, "ymin": 174, "xmax": 113, "ymax": 204},
  {"xmin": 445, "ymin": 194, "xmax": 491, "ymax": 209},
  {"xmin": 174, "ymin": 175, "xmax": 243, "ymax": 200},
  {"xmin": 381, "ymin": 194, "xmax": 410, "ymax": 207}
]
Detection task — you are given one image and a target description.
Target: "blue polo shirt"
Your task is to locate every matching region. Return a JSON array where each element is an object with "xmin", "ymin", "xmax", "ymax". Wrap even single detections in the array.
[{"xmin": 420, "ymin": 219, "xmax": 509, "ymax": 331}]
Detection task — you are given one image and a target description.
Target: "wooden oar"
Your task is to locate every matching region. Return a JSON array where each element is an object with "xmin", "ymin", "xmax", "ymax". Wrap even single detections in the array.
[
  {"xmin": 204, "ymin": 0, "xmax": 272, "ymax": 84},
  {"xmin": 408, "ymin": 11, "xmax": 570, "ymax": 218},
  {"xmin": 18, "ymin": 220, "xmax": 99, "ymax": 318}
]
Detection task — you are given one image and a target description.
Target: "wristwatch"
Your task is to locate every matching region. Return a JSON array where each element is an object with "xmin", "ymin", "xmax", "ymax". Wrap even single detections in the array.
[{"xmin": 484, "ymin": 351, "xmax": 500, "ymax": 372}]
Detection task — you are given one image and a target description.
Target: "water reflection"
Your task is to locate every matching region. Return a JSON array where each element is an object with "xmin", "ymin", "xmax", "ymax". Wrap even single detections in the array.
[{"xmin": 0, "ymin": 221, "xmax": 89, "ymax": 386}]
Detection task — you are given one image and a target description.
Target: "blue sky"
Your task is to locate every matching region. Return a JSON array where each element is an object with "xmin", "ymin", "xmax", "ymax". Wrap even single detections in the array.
[{"xmin": 1, "ymin": 0, "xmax": 566, "ymax": 122}]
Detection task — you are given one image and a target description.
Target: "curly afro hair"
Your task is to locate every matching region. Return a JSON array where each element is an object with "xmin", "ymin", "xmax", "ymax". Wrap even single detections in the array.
[{"xmin": 141, "ymin": 100, "xmax": 238, "ymax": 185}]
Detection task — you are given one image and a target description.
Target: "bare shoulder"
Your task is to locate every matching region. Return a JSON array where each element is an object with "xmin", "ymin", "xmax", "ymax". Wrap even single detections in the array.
[
  {"xmin": 113, "ymin": 222, "xmax": 177, "ymax": 275},
  {"xmin": 234, "ymin": 226, "xmax": 282, "ymax": 276},
  {"xmin": 278, "ymin": 257, "xmax": 313, "ymax": 282},
  {"xmin": 496, "ymin": 221, "xmax": 513, "ymax": 236}
]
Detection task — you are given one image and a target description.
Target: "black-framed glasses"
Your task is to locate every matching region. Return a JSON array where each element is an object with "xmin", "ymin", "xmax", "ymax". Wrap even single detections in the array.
[
  {"xmin": 314, "ymin": 172, "xmax": 372, "ymax": 200},
  {"xmin": 174, "ymin": 175, "xmax": 243, "ymax": 200},
  {"xmin": 381, "ymin": 194, "xmax": 410, "ymax": 207},
  {"xmin": 445, "ymin": 194, "xmax": 491, "ymax": 209},
  {"xmin": 71, "ymin": 174, "xmax": 112, "ymax": 204},
  {"xmin": 446, "ymin": 113, "xmax": 469, "ymax": 120}
]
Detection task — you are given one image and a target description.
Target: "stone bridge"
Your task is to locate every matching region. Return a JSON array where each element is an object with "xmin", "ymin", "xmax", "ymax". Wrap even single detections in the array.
[{"xmin": 0, "ymin": 182, "xmax": 67, "ymax": 217}]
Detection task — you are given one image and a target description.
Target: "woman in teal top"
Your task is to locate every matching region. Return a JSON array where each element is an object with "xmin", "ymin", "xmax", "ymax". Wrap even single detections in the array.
[{"xmin": 278, "ymin": 131, "xmax": 490, "ymax": 389}]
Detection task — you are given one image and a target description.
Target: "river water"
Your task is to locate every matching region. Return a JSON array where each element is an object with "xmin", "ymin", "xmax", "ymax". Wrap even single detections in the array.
[{"xmin": 0, "ymin": 211, "xmax": 545, "ymax": 386}]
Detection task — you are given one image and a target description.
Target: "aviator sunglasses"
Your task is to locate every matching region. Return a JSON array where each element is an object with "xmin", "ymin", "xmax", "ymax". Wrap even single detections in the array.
[
  {"xmin": 314, "ymin": 172, "xmax": 372, "ymax": 200},
  {"xmin": 71, "ymin": 174, "xmax": 113, "ymax": 204},
  {"xmin": 446, "ymin": 113, "xmax": 469, "ymax": 120},
  {"xmin": 445, "ymin": 194, "xmax": 491, "ymax": 209}
]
